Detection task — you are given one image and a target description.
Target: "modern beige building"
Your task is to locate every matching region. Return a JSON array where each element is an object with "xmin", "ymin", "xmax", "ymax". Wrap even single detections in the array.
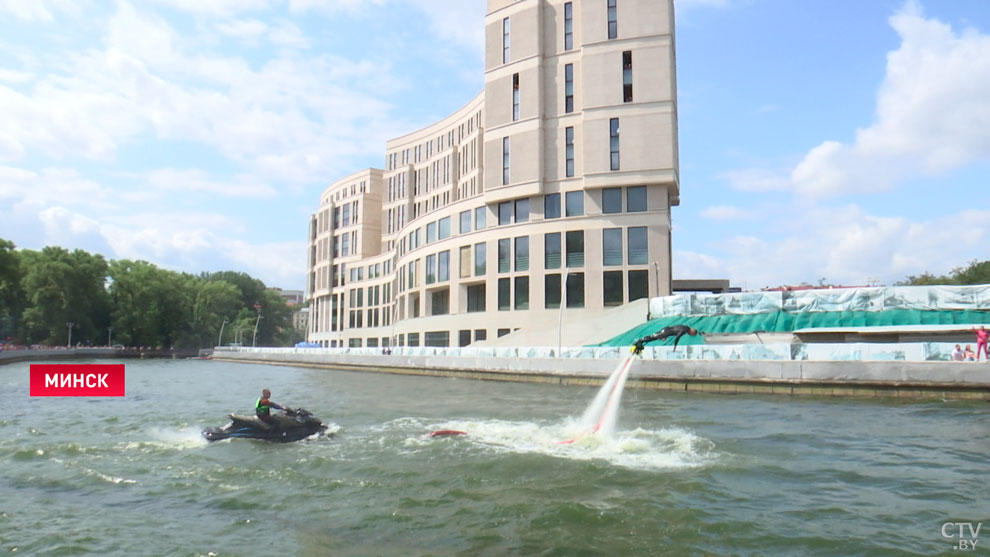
[{"xmin": 307, "ymin": 0, "xmax": 679, "ymax": 348}]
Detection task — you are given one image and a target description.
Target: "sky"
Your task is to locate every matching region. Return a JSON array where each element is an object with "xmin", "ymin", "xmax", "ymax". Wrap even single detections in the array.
[{"xmin": 0, "ymin": 0, "xmax": 988, "ymax": 292}]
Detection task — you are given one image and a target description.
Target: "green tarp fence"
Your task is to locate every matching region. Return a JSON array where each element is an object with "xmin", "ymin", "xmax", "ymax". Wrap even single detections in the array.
[{"xmin": 592, "ymin": 309, "xmax": 990, "ymax": 348}]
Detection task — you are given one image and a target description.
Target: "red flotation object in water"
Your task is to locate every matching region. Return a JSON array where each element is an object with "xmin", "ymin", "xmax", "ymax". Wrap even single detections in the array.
[{"xmin": 427, "ymin": 429, "xmax": 467, "ymax": 438}]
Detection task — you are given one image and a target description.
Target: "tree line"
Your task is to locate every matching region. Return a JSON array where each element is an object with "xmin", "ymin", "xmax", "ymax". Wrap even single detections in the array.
[
  {"xmin": 895, "ymin": 259, "xmax": 990, "ymax": 286},
  {"xmin": 0, "ymin": 239, "xmax": 303, "ymax": 349}
]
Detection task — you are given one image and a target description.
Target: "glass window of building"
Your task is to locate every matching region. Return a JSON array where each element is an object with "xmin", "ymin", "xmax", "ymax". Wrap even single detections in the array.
[
  {"xmin": 498, "ymin": 278, "xmax": 510, "ymax": 310},
  {"xmin": 426, "ymin": 221, "xmax": 437, "ymax": 244},
  {"xmin": 502, "ymin": 137, "xmax": 510, "ymax": 185},
  {"xmin": 629, "ymin": 269, "xmax": 649, "ymax": 301},
  {"xmin": 566, "ymin": 230, "xmax": 584, "ymax": 267},
  {"xmin": 564, "ymin": 64, "xmax": 574, "ymax": 113},
  {"xmin": 438, "ymin": 216, "xmax": 450, "ymax": 240},
  {"xmin": 499, "ymin": 201, "xmax": 512, "ymax": 226},
  {"xmin": 515, "ymin": 198, "xmax": 529, "ymax": 223},
  {"xmin": 475, "ymin": 206, "xmax": 486, "ymax": 230},
  {"xmin": 622, "ymin": 50, "xmax": 633, "ymax": 102},
  {"xmin": 564, "ymin": 2, "xmax": 573, "ymax": 50},
  {"xmin": 425, "ymin": 254, "xmax": 436, "ymax": 284},
  {"xmin": 432, "ymin": 290, "xmax": 449, "ymax": 316},
  {"xmin": 514, "ymin": 236, "xmax": 529, "ymax": 271},
  {"xmin": 604, "ymin": 270, "xmax": 624, "ymax": 306},
  {"xmin": 545, "ymin": 274, "xmax": 561, "ymax": 308},
  {"xmin": 565, "ymin": 126, "xmax": 574, "ymax": 177},
  {"xmin": 610, "ymin": 118, "xmax": 620, "ymax": 170},
  {"xmin": 565, "ymin": 191, "xmax": 584, "ymax": 216},
  {"xmin": 545, "ymin": 193, "xmax": 561, "ymax": 219},
  {"xmin": 627, "ymin": 186, "xmax": 647, "ymax": 212},
  {"xmin": 512, "ymin": 73, "xmax": 520, "ymax": 121},
  {"xmin": 603, "ymin": 228, "xmax": 623, "ymax": 266},
  {"xmin": 460, "ymin": 210, "xmax": 471, "ymax": 234},
  {"xmin": 545, "ymin": 233, "xmax": 561, "ymax": 269},
  {"xmin": 602, "ymin": 187, "xmax": 622, "ymax": 214},
  {"xmin": 628, "ymin": 226, "xmax": 648, "ymax": 264},
  {"xmin": 502, "ymin": 17, "xmax": 510, "ymax": 63},
  {"xmin": 474, "ymin": 242, "xmax": 486, "ymax": 276},
  {"xmin": 566, "ymin": 272, "xmax": 585, "ymax": 308},
  {"xmin": 438, "ymin": 250, "xmax": 449, "ymax": 282},
  {"xmin": 514, "ymin": 276, "xmax": 529, "ymax": 310},
  {"xmin": 607, "ymin": 0, "xmax": 617, "ymax": 39},
  {"xmin": 467, "ymin": 284, "xmax": 486, "ymax": 312},
  {"xmin": 498, "ymin": 238, "xmax": 511, "ymax": 273}
]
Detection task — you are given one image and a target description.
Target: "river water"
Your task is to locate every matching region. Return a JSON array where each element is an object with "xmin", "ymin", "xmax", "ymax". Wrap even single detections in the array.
[{"xmin": 2, "ymin": 359, "xmax": 987, "ymax": 555}]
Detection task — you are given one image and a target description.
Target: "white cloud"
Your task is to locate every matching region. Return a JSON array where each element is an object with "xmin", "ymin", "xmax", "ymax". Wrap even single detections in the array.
[
  {"xmin": 215, "ymin": 19, "xmax": 269, "ymax": 40},
  {"xmin": 791, "ymin": 3, "xmax": 990, "ymax": 197},
  {"xmin": 145, "ymin": 169, "xmax": 277, "ymax": 198},
  {"xmin": 677, "ymin": 205, "xmax": 990, "ymax": 287},
  {"xmin": 0, "ymin": 0, "xmax": 82, "ymax": 21},
  {"xmin": 699, "ymin": 205, "xmax": 754, "ymax": 220}
]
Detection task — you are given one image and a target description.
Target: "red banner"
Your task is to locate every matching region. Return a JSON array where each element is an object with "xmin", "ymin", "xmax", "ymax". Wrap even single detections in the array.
[{"xmin": 30, "ymin": 364, "xmax": 126, "ymax": 397}]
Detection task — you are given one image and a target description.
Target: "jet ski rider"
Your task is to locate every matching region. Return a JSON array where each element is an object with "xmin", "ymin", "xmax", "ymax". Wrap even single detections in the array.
[{"xmin": 256, "ymin": 388, "xmax": 287, "ymax": 427}]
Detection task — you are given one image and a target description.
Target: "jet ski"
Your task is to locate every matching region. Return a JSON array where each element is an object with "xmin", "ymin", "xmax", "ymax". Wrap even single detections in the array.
[{"xmin": 202, "ymin": 407, "xmax": 328, "ymax": 443}]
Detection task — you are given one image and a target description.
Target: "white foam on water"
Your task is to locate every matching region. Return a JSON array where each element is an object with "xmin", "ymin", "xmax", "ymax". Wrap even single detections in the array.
[
  {"xmin": 122, "ymin": 427, "xmax": 209, "ymax": 451},
  {"xmin": 418, "ymin": 418, "xmax": 719, "ymax": 471}
]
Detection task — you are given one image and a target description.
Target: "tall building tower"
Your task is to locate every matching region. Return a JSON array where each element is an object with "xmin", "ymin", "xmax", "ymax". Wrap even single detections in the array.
[{"xmin": 307, "ymin": 0, "xmax": 678, "ymax": 348}]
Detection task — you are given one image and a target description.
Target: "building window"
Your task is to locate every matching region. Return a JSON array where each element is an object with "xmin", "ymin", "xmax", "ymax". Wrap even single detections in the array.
[
  {"xmin": 610, "ymin": 118, "xmax": 620, "ymax": 171},
  {"xmin": 439, "ymin": 216, "xmax": 450, "ymax": 240},
  {"xmin": 425, "ymin": 331, "xmax": 449, "ymax": 347},
  {"xmin": 604, "ymin": 271, "xmax": 624, "ymax": 306},
  {"xmin": 565, "ymin": 191, "xmax": 584, "ymax": 216},
  {"xmin": 565, "ymin": 126, "xmax": 574, "ymax": 177},
  {"xmin": 545, "ymin": 193, "xmax": 561, "ymax": 219},
  {"xmin": 622, "ymin": 50, "xmax": 632, "ymax": 102},
  {"xmin": 564, "ymin": 2, "xmax": 573, "ymax": 50},
  {"xmin": 475, "ymin": 206, "xmax": 486, "ymax": 230},
  {"xmin": 566, "ymin": 272, "xmax": 585, "ymax": 308},
  {"xmin": 426, "ymin": 221, "xmax": 437, "ymax": 244},
  {"xmin": 467, "ymin": 284, "xmax": 486, "ymax": 312},
  {"xmin": 425, "ymin": 254, "xmax": 436, "ymax": 284},
  {"xmin": 498, "ymin": 238, "xmax": 511, "ymax": 273},
  {"xmin": 514, "ymin": 236, "xmax": 529, "ymax": 271},
  {"xmin": 628, "ymin": 226, "xmax": 648, "ymax": 264},
  {"xmin": 545, "ymin": 232, "xmax": 561, "ymax": 269},
  {"xmin": 459, "ymin": 330, "xmax": 471, "ymax": 347},
  {"xmin": 503, "ymin": 17, "xmax": 510, "ymax": 63},
  {"xmin": 564, "ymin": 63, "xmax": 574, "ymax": 113},
  {"xmin": 497, "ymin": 328, "xmax": 511, "ymax": 338},
  {"xmin": 545, "ymin": 274, "xmax": 561, "ymax": 308},
  {"xmin": 499, "ymin": 201, "xmax": 512, "ymax": 226},
  {"xmin": 629, "ymin": 269, "xmax": 649, "ymax": 301},
  {"xmin": 431, "ymin": 290, "xmax": 449, "ymax": 315},
  {"xmin": 566, "ymin": 230, "xmax": 584, "ymax": 267},
  {"xmin": 498, "ymin": 278, "xmax": 511, "ymax": 310},
  {"xmin": 460, "ymin": 246, "xmax": 471, "ymax": 278},
  {"xmin": 512, "ymin": 73, "xmax": 520, "ymax": 121},
  {"xmin": 502, "ymin": 136, "xmax": 510, "ymax": 185},
  {"xmin": 474, "ymin": 242, "xmax": 487, "ymax": 276},
  {"xmin": 514, "ymin": 276, "xmax": 529, "ymax": 310},
  {"xmin": 475, "ymin": 329, "xmax": 487, "ymax": 342},
  {"xmin": 607, "ymin": 0, "xmax": 617, "ymax": 39},
  {"xmin": 460, "ymin": 210, "xmax": 471, "ymax": 234},
  {"xmin": 602, "ymin": 187, "xmax": 622, "ymax": 214},
  {"xmin": 603, "ymin": 228, "xmax": 623, "ymax": 266},
  {"xmin": 438, "ymin": 250, "xmax": 450, "ymax": 282},
  {"xmin": 627, "ymin": 186, "xmax": 646, "ymax": 212},
  {"xmin": 407, "ymin": 332, "xmax": 419, "ymax": 347},
  {"xmin": 515, "ymin": 198, "xmax": 529, "ymax": 223}
]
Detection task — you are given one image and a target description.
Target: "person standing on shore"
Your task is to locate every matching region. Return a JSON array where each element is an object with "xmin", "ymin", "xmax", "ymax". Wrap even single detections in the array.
[{"xmin": 972, "ymin": 326, "xmax": 989, "ymax": 361}]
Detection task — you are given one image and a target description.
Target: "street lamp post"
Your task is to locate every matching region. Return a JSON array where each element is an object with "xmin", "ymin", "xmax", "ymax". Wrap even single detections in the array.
[
  {"xmin": 252, "ymin": 305, "xmax": 262, "ymax": 347},
  {"xmin": 218, "ymin": 318, "xmax": 229, "ymax": 347},
  {"xmin": 107, "ymin": 326, "xmax": 113, "ymax": 347},
  {"xmin": 557, "ymin": 270, "xmax": 568, "ymax": 358},
  {"xmin": 66, "ymin": 322, "xmax": 74, "ymax": 348}
]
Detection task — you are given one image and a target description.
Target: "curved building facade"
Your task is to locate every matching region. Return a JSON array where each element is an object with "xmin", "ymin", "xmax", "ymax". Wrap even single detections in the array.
[{"xmin": 307, "ymin": 0, "xmax": 679, "ymax": 348}]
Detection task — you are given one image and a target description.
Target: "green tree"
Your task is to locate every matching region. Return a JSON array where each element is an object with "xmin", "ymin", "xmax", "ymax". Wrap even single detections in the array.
[
  {"xmin": 20, "ymin": 247, "xmax": 111, "ymax": 345},
  {"xmin": 898, "ymin": 260, "xmax": 990, "ymax": 286},
  {"xmin": 0, "ymin": 239, "xmax": 24, "ymax": 340},
  {"xmin": 108, "ymin": 260, "xmax": 193, "ymax": 348},
  {"xmin": 186, "ymin": 278, "xmax": 242, "ymax": 348}
]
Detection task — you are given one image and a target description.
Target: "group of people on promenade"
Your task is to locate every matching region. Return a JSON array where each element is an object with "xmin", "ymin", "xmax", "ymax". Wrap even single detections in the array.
[{"xmin": 952, "ymin": 326, "xmax": 990, "ymax": 362}]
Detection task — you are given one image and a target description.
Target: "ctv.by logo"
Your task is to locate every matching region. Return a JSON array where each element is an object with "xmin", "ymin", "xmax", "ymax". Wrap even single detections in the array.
[{"xmin": 941, "ymin": 522, "xmax": 982, "ymax": 551}]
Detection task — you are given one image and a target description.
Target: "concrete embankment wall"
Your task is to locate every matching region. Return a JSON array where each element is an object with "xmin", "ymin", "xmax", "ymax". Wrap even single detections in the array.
[
  {"xmin": 0, "ymin": 348, "xmax": 197, "ymax": 365},
  {"xmin": 212, "ymin": 350, "xmax": 990, "ymax": 401}
]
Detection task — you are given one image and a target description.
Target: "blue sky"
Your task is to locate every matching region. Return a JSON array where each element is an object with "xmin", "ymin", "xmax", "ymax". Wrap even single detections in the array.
[{"xmin": 0, "ymin": 0, "xmax": 987, "ymax": 292}]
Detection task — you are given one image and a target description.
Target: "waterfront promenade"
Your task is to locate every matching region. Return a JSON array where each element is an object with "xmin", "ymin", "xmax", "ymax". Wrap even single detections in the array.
[{"xmin": 212, "ymin": 347, "xmax": 990, "ymax": 401}]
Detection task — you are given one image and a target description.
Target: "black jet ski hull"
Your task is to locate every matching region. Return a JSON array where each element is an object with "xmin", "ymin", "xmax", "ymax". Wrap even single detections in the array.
[{"xmin": 203, "ymin": 408, "xmax": 327, "ymax": 443}]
